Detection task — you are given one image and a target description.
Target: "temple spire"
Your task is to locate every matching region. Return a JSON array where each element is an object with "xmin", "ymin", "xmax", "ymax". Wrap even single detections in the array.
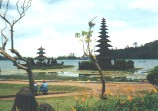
[{"xmin": 95, "ymin": 18, "xmax": 112, "ymax": 69}]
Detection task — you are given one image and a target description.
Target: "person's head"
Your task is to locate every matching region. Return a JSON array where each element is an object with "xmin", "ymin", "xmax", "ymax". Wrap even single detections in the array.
[{"xmin": 13, "ymin": 87, "xmax": 38, "ymax": 111}]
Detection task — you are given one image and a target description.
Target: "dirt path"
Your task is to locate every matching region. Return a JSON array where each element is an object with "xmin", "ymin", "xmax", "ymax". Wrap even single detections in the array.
[{"xmin": 0, "ymin": 80, "xmax": 154, "ymax": 100}]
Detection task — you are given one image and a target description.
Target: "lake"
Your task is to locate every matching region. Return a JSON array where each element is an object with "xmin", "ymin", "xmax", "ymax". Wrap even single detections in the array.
[{"xmin": 0, "ymin": 59, "xmax": 158, "ymax": 77}]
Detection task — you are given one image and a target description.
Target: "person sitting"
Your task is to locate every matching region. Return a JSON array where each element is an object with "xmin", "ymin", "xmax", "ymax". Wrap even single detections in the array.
[
  {"xmin": 33, "ymin": 80, "xmax": 38, "ymax": 95},
  {"xmin": 40, "ymin": 80, "xmax": 48, "ymax": 94}
]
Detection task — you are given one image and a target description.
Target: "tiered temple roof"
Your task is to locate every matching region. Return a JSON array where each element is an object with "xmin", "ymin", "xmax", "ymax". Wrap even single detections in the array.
[
  {"xmin": 35, "ymin": 46, "xmax": 47, "ymax": 61},
  {"xmin": 95, "ymin": 18, "xmax": 113, "ymax": 68}
]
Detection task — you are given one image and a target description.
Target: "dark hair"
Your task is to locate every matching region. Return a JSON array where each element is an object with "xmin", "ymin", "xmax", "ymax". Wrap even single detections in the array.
[{"xmin": 12, "ymin": 87, "xmax": 38, "ymax": 111}]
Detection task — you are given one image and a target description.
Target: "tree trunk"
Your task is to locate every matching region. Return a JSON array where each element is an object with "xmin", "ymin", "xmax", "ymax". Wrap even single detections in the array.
[
  {"xmin": 26, "ymin": 61, "xmax": 34, "ymax": 94},
  {"xmin": 90, "ymin": 54, "xmax": 106, "ymax": 98},
  {"xmin": 11, "ymin": 25, "xmax": 14, "ymax": 50}
]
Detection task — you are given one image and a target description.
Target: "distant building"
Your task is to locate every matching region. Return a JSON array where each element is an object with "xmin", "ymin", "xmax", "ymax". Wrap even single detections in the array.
[{"xmin": 35, "ymin": 46, "xmax": 47, "ymax": 64}]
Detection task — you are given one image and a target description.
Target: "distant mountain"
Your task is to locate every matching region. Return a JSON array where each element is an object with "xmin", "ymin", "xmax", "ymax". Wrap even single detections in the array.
[{"xmin": 112, "ymin": 40, "xmax": 158, "ymax": 59}]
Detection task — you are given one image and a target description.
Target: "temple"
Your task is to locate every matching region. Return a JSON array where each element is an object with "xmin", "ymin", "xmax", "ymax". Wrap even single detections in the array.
[
  {"xmin": 95, "ymin": 18, "xmax": 113, "ymax": 69},
  {"xmin": 35, "ymin": 46, "xmax": 47, "ymax": 65}
]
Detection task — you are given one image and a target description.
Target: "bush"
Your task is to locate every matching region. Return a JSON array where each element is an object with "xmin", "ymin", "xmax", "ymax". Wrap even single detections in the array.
[
  {"xmin": 114, "ymin": 59, "xmax": 134, "ymax": 70},
  {"xmin": 147, "ymin": 66, "xmax": 158, "ymax": 85},
  {"xmin": 78, "ymin": 61, "xmax": 96, "ymax": 70},
  {"xmin": 94, "ymin": 91, "xmax": 158, "ymax": 111},
  {"xmin": 126, "ymin": 60, "xmax": 134, "ymax": 69},
  {"xmin": 71, "ymin": 90, "xmax": 158, "ymax": 111},
  {"xmin": 114, "ymin": 59, "xmax": 126, "ymax": 70}
]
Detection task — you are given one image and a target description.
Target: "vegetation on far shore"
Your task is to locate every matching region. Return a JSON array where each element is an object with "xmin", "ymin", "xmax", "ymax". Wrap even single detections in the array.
[{"xmin": 31, "ymin": 65, "xmax": 74, "ymax": 70}]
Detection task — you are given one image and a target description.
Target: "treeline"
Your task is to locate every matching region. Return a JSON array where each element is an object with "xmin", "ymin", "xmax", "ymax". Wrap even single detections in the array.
[
  {"xmin": 56, "ymin": 55, "xmax": 80, "ymax": 60},
  {"xmin": 0, "ymin": 55, "xmax": 81, "ymax": 60},
  {"xmin": 0, "ymin": 56, "xmax": 29, "ymax": 60},
  {"xmin": 112, "ymin": 40, "xmax": 158, "ymax": 59},
  {"xmin": 0, "ymin": 55, "xmax": 8, "ymax": 60}
]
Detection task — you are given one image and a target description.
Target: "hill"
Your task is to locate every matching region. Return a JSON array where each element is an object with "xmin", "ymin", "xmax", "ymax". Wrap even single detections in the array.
[{"xmin": 112, "ymin": 40, "xmax": 158, "ymax": 59}]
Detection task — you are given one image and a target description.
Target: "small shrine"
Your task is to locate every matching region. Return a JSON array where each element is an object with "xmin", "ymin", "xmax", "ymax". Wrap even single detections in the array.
[{"xmin": 35, "ymin": 46, "xmax": 47, "ymax": 65}]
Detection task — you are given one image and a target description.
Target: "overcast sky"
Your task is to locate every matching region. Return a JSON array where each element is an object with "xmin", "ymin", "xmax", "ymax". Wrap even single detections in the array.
[{"xmin": 0, "ymin": 0, "xmax": 158, "ymax": 57}]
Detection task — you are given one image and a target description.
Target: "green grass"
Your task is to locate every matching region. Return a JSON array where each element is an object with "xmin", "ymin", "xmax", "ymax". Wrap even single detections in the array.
[
  {"xmin": 0, "ymin": 100, "xmax": 14, "ymax": 111},
  {"xmin": 0, "ymin": 96, "xmax": 99, "ymax": 111},
  {"xmin": 1, "ymin": 91, "xmax": 158, "ymax": 111},
  {"xmin": 0, "ymin": 83, "xmax": 90, "ymax": 96},
  {"xmin": 37, "ymin": 96, "xmax": 99, "ymax": 111},
  {"xmin": 0, "ymin": 83, "xmax": 91, "ymax": 111}
]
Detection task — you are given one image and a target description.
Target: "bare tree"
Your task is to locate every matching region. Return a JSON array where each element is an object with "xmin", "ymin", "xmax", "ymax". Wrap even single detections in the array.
[
  {"xmin": 0, "ymin": 0, "xmax": 34, "ymax": 93},
  {"xmin": 75, "ymin": 17, "xmax": 106, "ymax": 99}
]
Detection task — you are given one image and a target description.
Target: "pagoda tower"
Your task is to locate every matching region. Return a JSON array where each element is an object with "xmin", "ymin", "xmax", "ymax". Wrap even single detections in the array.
[
  {"xmin": 35, "ymin": 46, "xmax": 47, "ymax": 64},
  {"xmin": 95, "ymin": 18, "xmax": 113, "ymax": 69}
]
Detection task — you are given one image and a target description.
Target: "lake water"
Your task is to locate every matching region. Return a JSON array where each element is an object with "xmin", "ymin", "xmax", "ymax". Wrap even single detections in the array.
[
  {"xmin": 0, "ymin": 60, "xmax": 84, "ymax": 75},
  {"xmin": 0, "ymin": 59, "xmax": 158, "ymax": 78}
]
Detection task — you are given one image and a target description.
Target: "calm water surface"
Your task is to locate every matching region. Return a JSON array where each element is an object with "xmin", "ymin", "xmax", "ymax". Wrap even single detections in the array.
[{"xmin": 0, "ymin": 59, "xmax": 158, "ymax": 77}]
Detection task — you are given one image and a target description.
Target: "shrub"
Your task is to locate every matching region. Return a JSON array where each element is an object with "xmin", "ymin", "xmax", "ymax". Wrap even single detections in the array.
[
  {"xmin": 71, "ymin": 87, "xmax": 158, "ymax": 111},
  {"xmin": 114, "ymin": 59, "xmax": 134, "ymax": 70},
  {"xmin": 114, "ymin": 59, "xmax": 127, "ymax": 70},
  {"xmin": 147, "ymin": 66, "xmax": 158, "ymax": 86},
  {"xmin": 126, "ymin": 60, "xmax": 134, "ymax": 69},
  {"xmin": 78, "ymin": 61, "xmax": 96, "ymax": 70},
  {"xmin": 94, "ymin": 91, "xmax": 158, "ymax": 111}
]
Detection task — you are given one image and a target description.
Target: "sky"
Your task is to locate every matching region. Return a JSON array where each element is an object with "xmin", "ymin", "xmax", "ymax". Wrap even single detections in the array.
[{"xmin": 0, "ymin": 0, "xmax": 158, "ymax": 57}]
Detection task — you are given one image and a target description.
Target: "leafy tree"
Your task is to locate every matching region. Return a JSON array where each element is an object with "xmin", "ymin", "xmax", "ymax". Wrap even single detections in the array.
[
  {"xmin": 147, "ymin": 66, "xmax": 158, "ymax": 90},
  {"xmin": 75, "ymin": 17, "xmax": 106, "ymax": 99},
  {"xmin": 0, "ymin": 0, "xmax": 34, "ymax": 93}
]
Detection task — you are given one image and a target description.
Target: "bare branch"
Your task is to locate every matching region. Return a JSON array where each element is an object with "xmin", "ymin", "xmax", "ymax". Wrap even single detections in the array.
[
  {"xmin": 0, "ymin": 0, "xmax": 31, "ymax": 62},
  {"xmin": 1, "ymin": 23, "xmax": 8, "ymax": 50},
  {"xmin": 0, "ymin": 0, "xmax": 34, "ymax": 93},
  {"xmin": 0, "ymin": 14, "xmax": 11, "ymax": 25},
  {"xmin": 14, "ymin": 0, "xmax": 32, "ymax": 25},
  {"xmin": 0, "ymin": 0, "xmax": 11, "ymax": 26},
  {"xmin": 10, "ymin": 49, "xmax": 28, "ymax": 62},
  {"xmin": 16, "ymin": 0, "xmax": 21, "ymax": 16},
  {"xmin": 0, "ymin": 48, "xmax": 27, "ymax": 70},
  {"xmin": 4, "ymin": 0, "xmax": 9, "ymax": 17}
]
